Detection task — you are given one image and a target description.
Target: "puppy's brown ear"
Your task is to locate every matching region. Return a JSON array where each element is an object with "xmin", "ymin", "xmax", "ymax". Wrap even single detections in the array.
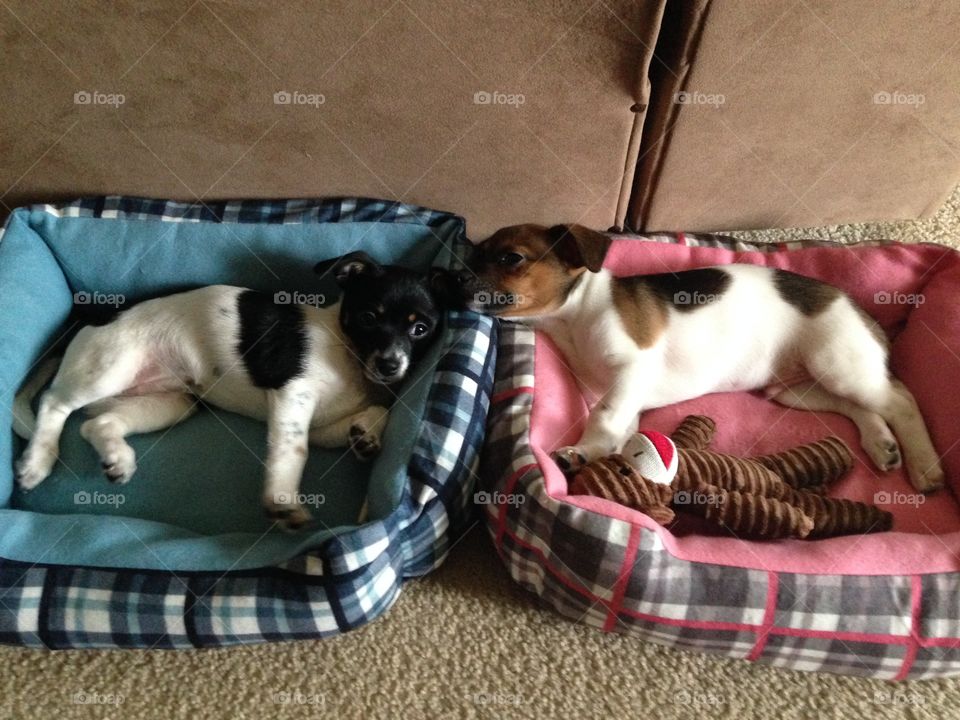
[{"xmin": 548, "ymin": 224, "xmax": 611, "ymax": 272}]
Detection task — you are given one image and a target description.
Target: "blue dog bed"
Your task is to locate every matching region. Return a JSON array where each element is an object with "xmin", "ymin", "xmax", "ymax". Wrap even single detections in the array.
[{"xmin": 0, "ymin": 196, "xmax": 496, "ymax": 648}]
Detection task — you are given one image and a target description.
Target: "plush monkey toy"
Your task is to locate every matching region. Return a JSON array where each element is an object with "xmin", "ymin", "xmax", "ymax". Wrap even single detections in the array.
[{"xmin": 569, "ymin": 416, "xmax": 893, "ymax": 540}]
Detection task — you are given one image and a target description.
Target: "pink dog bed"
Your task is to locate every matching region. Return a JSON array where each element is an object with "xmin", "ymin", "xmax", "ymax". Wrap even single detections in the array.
[{"xmin": 481, "ymin": 231, "xmax": 960, "ymax": 679}]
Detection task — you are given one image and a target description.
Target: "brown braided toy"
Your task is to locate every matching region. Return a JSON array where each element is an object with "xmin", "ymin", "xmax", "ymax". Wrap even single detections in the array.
[
  {"xmin": 753, "ymin": 436, "xmax": 854, "ymax": 490},
  {"xmin": 569, "ymin": 415, "xmax": 894, "ymax": 540},
  {"xmin": 670, "ymin": 415, "xmax": 716, "ymax": 450},
  {"xmin": 677, "ymin": 482, "xmax": 816, "ymax": 539},
  {"xmin": 670, "ymin": 415, "xmax": 853, "ymax": 489}
]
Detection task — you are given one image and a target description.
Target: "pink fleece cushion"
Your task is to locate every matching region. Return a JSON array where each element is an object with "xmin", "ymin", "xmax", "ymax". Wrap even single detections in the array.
[{"xmin": 536, "ymin": 238, "xmax": 960, "ymax": 576}]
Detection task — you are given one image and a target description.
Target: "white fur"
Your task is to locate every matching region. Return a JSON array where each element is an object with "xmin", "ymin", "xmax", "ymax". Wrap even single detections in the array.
[
  {"xmin": 14, "ymin": 285, "xmax": 388, "ymax": 528},
  {"xmin": 533, "ymin": 266, "xmax": 944, "ymax": 493}
]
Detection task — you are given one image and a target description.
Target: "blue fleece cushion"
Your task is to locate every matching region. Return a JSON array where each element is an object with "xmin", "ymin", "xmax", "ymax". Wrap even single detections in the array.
[{"xmin": 0, "ymin": 205, "xmax": 451, "ymax": 571}]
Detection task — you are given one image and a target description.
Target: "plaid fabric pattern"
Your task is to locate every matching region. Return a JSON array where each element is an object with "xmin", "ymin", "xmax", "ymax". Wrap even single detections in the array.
[
  {"xmin": 481, "ymin": 231, "xmax": 960, "ymax": 680},
  {"xmin": 0, "ymin": 196, "xmax": 496, "ymax": 649},
  {"xmin": 29, "ymin": 195, "xmax": 456, "ymax": 228}
]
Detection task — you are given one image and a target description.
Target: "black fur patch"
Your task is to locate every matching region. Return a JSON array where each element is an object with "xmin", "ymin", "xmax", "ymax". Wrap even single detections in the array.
[
  {"xmin": 641, "ymin": 268, "xmax": 732, "ymax": 312},
  {"xmin": 236, "ymin": 290, "xmax": 307, "ymax": 389},
  {"xmin": 773, "ymin": 269, "xmax": 840, "ymax": 316}
]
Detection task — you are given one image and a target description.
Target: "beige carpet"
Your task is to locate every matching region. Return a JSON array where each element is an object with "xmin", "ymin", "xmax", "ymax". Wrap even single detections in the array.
[{"xmin": 4, "ymin": 190, "xmax": 960, "ymax": 720}]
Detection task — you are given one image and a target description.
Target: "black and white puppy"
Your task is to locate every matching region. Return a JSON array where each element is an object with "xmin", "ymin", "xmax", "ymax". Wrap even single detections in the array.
[{"xmin": 13, "ymin": 252, "xmax": 445, "ymax": 529}]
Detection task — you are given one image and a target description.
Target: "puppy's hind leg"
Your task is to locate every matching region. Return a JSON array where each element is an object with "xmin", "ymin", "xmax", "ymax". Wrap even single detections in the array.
[
  {"xmin": 832, "ymin": 377, "xmax": 944, "ymax": 492},
  {"xmin": 16, "ymin": 328, "xmax": 146, "ymax": 490},
  {"xmin": 81, "ymin": 392, "xmax": 197, "ymax": 484},
  {"xmin": 769, "ymin": 382, "xmax": 901, "ymax": 472},
  {"xmin": 879, "ymin": 379, "xmax": 945, "ymax": 493},
  {"xmin": 811, "ymin": 376, "xmax": 944, "ymax": 492},
  {"xmin": 800, "ymin": 306, "xmax": 944, "ymax": 492}
]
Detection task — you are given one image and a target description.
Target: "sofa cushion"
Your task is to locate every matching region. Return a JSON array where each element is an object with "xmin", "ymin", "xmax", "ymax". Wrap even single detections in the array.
[
  {"xmin": 0, "ymin": 1, "xmax": 665, "ymax": 237},
  {"xmin": 629, "ymin": 1, "xmax": 960, "ymax": 231}
]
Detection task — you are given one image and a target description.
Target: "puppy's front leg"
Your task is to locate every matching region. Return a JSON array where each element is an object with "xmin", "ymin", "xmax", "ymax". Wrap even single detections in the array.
[
  {"xmin": 553, "ymin": 363, "xmax": 646, "ymax": 474},
  {"xmin": 308, "ymin": 405, "xmax": 389, "ymax": 461},
  {"xmin": 309, "ymin": 406, "xmax": 389, "ymax": 525},
  {"xmin": 262, "ymin": 382, "xmax": 318, "ymax": 531}
]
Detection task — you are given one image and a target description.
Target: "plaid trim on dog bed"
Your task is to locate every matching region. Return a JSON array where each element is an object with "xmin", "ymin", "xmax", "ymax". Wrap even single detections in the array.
[
  {"xmin": 480, "ymin": 232, "xmax": 960, "ymax": 680},
  {"xmin": 0, "ymin": 196, "xmax": 496, "ymax": 649},
  {"xmin": 30, "ymin": 195, "xmax": 456, "ymax": 228}
]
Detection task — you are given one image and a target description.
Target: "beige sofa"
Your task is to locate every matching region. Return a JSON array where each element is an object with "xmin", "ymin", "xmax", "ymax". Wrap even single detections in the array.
[{"xmin": 1, "ymin": 0, "xmax": 958, "ymax": 238}]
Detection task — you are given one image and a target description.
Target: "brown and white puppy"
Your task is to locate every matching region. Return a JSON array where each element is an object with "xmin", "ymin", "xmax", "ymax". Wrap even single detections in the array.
[{"xmin": 454, "ymin": 223, "xmax": 944, "ymax": 493}]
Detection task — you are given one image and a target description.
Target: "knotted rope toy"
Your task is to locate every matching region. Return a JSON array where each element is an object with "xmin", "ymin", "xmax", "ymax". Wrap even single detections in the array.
[{"xmin": 568, "ymin": 416, "xmax": 893, "ymax": 540}]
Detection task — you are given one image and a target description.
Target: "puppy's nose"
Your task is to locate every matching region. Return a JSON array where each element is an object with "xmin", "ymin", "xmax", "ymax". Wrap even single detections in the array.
[
  {"xmin": 454, "ymin": 269, "xmax": 479, "ymax": 298},
  {"xmin": 376, "ymin": 356, "xmax": 402, "ymax": 375}
]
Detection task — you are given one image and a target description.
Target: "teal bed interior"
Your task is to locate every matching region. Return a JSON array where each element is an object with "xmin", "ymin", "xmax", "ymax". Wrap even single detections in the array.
[{"xmin": 0, "ymin": 207, "xmax": 449, "ymax": 573}]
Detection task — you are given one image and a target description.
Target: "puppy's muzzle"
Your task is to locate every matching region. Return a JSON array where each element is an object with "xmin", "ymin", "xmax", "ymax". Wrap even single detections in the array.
[
  {"xmin": 435, "ymin": 266, "xmax": 518, "ymax": 313},
  {"xmin": 365, "ymin": 351, "xmax": 409, "ymax": 385}
]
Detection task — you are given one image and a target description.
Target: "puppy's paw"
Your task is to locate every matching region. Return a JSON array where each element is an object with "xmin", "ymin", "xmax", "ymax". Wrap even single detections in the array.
[
  {"xmin": 909, "ymin": 460, "xmax": 946, "ymax": 495},
  {"xmin": 263, "ymin": 494, "xmax": 315, "ymax": 532},
  {"xmin": 865, "ymin": 435, "xmax": 902, "ymax": 473},
  {"xmin": 551, "ymin": 446, "xmax": 587, "ymax": 475},
  {"xmin": 100, "ymin": 444, "xmax": 137, "ymax": 484},
  {"xmin": 349, "ymin": 423, "xmax": 381, "ymax": 461},
  {"xmin": 15, "ymin": 448, "xmax": 57, "ymax": 491}
]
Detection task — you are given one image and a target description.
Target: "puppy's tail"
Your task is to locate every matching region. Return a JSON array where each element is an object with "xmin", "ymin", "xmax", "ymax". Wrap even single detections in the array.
[{"xmin": 12, "ymin": 356, "xmax": 61, "ymax": 440}]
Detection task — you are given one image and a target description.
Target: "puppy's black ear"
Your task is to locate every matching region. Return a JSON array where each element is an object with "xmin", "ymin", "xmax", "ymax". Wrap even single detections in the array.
[
  {"xmin": 428, "ymin": 267, "xmax": 465, "ymax": 310},
  {"xmin": 548, "ymin": 224, "xmax": 611, "ymax": 273},
  {"xmin": 316, "ymin": 252, "xmax": 382, "ymax": 286}
]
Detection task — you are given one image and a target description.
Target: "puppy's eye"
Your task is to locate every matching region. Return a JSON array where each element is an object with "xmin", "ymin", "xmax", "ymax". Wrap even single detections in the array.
[
  {"xmin": 410, "ymin": 322, "xmax": 430, "ymax": 338},
  {"xmin": 358, "ymin": 311, "xmax": 377, "ymax": 328},
  {"xmin": 497, "ymin": 252, "xmax": 524, "ymax": 267}
]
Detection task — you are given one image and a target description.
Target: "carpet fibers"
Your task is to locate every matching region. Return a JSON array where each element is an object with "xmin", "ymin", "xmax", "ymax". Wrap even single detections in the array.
[{"xmin": 4, "ymin": 188, "xmax": 960, "ymax": 719}]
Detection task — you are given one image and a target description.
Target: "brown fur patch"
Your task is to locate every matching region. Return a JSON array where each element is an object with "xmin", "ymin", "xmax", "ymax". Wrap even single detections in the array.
[
  {"xmin": 771, "ymin": 351, "xmax": 812, "ymax": 387},
  {"xmin": 495, "ymin": 260, "xmax": 580, "ymax": 318},
  {"xmin": 610, "ymin": 268, "xmax": 731, "ymax": 347},
  {"xmin": 773, "ymin": 270, "xmax": 840, "ymax": 316},
  {"xmin": 611, "ymin": 278, "xmax": 668, "ymax": 348},
  {"xmin": 547, "ymin": 224, "xmax": 611, "ymax": 272},
  {"xmin": 472, "ymin": 224, "xmax": 582, "ymax": 317}
]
